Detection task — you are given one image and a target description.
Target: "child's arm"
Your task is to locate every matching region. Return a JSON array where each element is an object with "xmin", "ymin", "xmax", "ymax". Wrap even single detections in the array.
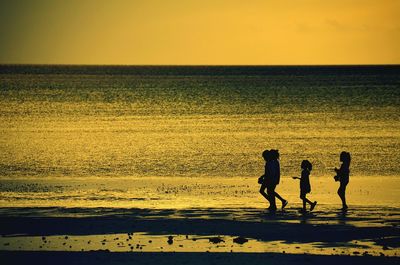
[
  {"xmin": 334, "ymin": 167, "xmax": 341, "ymax": 181},
  {"xmin": 292, "ymin": 176, "xmax": 300, "ymax": 180}
]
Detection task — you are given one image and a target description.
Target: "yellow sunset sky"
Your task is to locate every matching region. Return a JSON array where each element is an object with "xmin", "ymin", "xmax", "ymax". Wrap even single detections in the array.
[{"xmin": 0, "ymin": 0, "xmax": 399, "ymax": 65}]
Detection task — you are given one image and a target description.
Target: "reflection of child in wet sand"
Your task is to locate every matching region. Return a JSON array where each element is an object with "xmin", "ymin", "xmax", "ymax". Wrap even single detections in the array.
[{"xmin": 293, "ymin": 160, "xmax": 317, "ymax": 213}]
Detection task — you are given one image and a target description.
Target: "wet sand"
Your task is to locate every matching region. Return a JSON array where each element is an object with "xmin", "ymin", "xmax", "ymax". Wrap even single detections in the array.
[{"xmin": 0, "ymin": 206, "xmax": 399, "ymax": 264}]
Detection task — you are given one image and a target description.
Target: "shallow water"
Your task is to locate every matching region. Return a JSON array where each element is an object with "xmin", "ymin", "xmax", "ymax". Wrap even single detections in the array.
[{"xmin": 0, "ymin": 176, "xmax": 399, "ymax": 208}]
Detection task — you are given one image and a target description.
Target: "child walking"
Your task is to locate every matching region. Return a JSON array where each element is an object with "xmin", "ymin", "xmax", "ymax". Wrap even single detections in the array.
[
  {"xmin": 293, "ymin": 160, "xmax": 317, "ymax": 212},
  {"xmin": 334, "ymin": 151, "xmax": 351, "ymax": 210},
  {"xmin": 259, "ymin": 149, "xmax": 288, "ymax": 211}
]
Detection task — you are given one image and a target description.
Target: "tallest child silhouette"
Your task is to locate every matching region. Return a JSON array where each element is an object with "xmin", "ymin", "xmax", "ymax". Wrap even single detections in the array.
[{"xmin": 259, "ymin": 149, "xmax": 288, "ymax": 211}]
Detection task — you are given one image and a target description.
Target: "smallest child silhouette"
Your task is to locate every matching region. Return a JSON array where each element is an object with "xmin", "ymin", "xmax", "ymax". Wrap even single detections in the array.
[{"xmin": 293, "ymin": 160, "xmax": 317, "ymax": 213}]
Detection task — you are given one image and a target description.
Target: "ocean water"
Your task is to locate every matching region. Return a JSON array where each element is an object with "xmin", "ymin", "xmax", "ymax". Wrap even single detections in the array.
[{"xmin": 0, "ymin": 65, "xmax": 399, "ymax": 208}]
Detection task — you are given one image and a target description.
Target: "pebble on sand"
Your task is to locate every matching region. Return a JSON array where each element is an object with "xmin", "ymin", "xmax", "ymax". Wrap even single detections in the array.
[
  {"xmin": 167, "ymin": 236, "xmax": 174, "ymax": 245},
  {"xmin": 233, "ymin": 236, "xmax": 248, "ymax": 244},
  {"xmin": 209, "ymin": 237, "xmax": 225, "ymax": 244}
]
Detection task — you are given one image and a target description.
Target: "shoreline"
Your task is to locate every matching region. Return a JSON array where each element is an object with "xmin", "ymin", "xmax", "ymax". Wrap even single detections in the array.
[{"xmin": 1, "ymin": 176, "xmax": 399, "ymax": 209}]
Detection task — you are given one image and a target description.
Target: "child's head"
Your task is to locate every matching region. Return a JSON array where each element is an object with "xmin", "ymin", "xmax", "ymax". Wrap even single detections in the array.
[
  {"xmin": 340, "ymin": 151, "xmax": 351, "ymax": 164},
  {"xmin": 301, "ymin": 160, "xmax": 312, "ymax": 171},
  {"xmin": 262, "ymin": 150, "xmax": 270, "ymax": 161},
  {"xmin": 270, "ymin": 149, "xmax": 280, "ymax": 160}
]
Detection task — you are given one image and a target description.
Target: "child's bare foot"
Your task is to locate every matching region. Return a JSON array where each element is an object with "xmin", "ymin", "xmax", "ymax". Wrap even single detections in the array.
[{"xmin": 310, "ymin": 201, "xmax": 317, "ymax": 211}]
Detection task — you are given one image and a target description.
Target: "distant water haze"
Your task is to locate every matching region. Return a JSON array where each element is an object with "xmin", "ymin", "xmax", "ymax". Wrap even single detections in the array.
[{"xmin": 0, "ymin": 65, "xmax": 399, "ymax": 180}]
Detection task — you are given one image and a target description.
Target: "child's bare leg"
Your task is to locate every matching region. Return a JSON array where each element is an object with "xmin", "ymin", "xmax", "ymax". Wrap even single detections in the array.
[
  {"xmin": 259, "ymin": 184, "xmax": 269, "ymax": 202},
  {"xmin": 275, "ymin": 191, "xmax": 286, "ymax": 203},
  {"xmin": 300, "ymin": 194, "xmax": 307, "ymax": 211},
  {"xmin": 339, "ymin": 192, "xmax": 347, "ymax": 208},
  {"xmin": 304, "ymin": 197, "xmax": 313, "ymax": 206},
  {"xmin": 267, "ymin": 185, "xmax": 277, "ymax": 210},
  {"xmin": 338, "ymin": 183, "xmax": 348, "ymax": 209}
]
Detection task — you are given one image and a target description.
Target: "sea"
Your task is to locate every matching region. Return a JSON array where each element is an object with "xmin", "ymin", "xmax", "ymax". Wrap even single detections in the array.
[{"xmin": 0, "ymin": 65, "xmax": 399, "ymax": 208}]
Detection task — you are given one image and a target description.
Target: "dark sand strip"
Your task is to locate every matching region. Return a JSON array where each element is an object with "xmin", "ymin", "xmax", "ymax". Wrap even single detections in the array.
[{"xmin": 0, "ymin": 207, "xmax": 399, "ymax": 248}]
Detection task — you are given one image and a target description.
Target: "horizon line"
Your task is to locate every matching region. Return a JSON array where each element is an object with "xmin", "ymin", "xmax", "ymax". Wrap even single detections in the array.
[{"xmin": 1, "ymin": 63, "xmax": 400, "ymax": 67}]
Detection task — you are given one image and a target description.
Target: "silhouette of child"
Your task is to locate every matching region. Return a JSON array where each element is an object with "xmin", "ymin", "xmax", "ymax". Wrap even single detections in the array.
[
  {"xmin": 259, "ymin": 150, "xmax": 272, "ymax": 209},
  {"xmin": 270, "ymin": 149, "xmax": 288, "ymax": 210},
  {"xmin": 259, "ymin": 150, "xmax": 288, "ymax": 211},
  {"xmin": 334, "ymin": 151, "xmax": 351, "ymax": 210},
  {"xmin": 293, "ymin": 160, "xmax": 317, "ymax": 212}
]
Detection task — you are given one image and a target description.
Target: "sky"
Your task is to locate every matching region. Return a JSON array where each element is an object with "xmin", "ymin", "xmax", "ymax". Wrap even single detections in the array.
[{"xmin": 0, "ymin": 0, "xmax": 399, "ymax": 65}]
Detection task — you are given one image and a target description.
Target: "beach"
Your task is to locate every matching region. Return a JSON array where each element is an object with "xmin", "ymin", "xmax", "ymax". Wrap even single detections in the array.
[
  {"xmin": 0, "ymin": 0, "xmax": 399, "ymax": 261},
  {"xmin": 1, "ymin": 176, "xmax": 400, "ymax": 264}
]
